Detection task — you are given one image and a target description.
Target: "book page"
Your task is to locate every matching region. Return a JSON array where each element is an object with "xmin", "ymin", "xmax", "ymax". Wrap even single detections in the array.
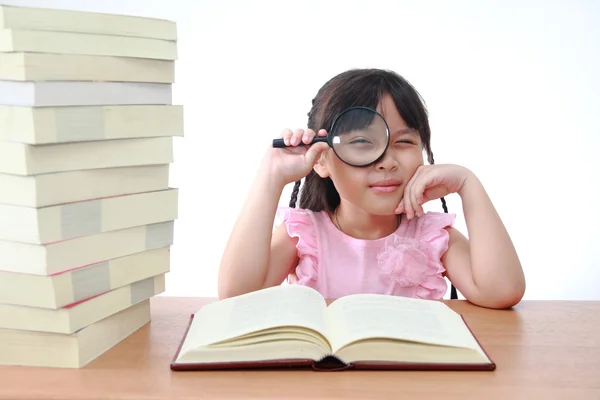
[
  {"xmin": 326, "ymin": 294, "xmax": 481, "ymax": 354},
  {"xmin": 178, "ymin": 285, "xmax": 331, "ymax": 356}
]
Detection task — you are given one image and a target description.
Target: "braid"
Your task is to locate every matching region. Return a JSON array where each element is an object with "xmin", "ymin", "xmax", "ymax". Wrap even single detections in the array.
[
  {"xmin": 289, "ymin": 180, "xmax": 301, "ymax": 208},
  {"xmin": 429, "ymin": 151, "xmax": 457, "ymax": 299},
  {"xmin": 440, "ymin": 196, "xmax": 448, "ymax": 214}
]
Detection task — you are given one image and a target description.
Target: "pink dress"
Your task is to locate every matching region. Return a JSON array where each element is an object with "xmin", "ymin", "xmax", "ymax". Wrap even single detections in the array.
[{"xmin": 275, "ymin": 206, "xmax": 456, "ymax": 300}]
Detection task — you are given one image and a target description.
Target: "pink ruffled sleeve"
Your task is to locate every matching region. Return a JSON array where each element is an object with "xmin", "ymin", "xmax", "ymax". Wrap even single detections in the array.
[
  {"xmin": 274, "ymin": 206, "xmax": 319, "ymax": 287},
  {"xmin": 415, "ymin": 212, "xmax": 456, "ymax": 299}
]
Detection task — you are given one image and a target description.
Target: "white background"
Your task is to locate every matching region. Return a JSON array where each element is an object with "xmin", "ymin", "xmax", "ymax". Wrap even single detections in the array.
[{"xmin": 3, "ymin": 0, "xmax": 599, "ymax": 300}]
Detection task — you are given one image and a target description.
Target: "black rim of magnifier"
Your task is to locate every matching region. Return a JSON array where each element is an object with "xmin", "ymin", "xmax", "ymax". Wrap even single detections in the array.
[
  {"xmin": 328, "ymin": 106, "xmax": 391, "ymax": 168},
  {"xmin": 271, "ymin": 106, "xmax": 391, "ymax": 168}
]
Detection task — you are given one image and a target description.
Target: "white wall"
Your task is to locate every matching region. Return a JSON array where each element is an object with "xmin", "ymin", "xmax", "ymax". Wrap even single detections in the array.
[{"xmin": 3, "ymin": 0, "xmax": 599, "ymax": 300}]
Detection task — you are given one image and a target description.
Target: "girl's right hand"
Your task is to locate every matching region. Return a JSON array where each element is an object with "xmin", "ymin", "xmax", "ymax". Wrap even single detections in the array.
[{"xmin": 267, "ymin": 128, "xmax": 330, "ymax": 185}]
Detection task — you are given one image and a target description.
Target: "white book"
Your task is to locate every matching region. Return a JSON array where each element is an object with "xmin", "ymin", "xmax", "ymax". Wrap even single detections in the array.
[
  {"xmin": 0, "ymin": 189, "xmax": 178, "ymax": 244},
  {"xmin": 0, "ymin": 248, "xmax": 170, "ymax": 309},
  {"xmin": 0, "ymin": 53, "xmax": 175, "ymax": 83},
  {"xmin": 0, "ymin": 137, "xmax": 174, "ymax": 176},
  {"xmin": 0, "ymin": 299, "xmax": 151, "ymax": 368},
  {"xmin": 0, "ymin": 221, "xmax": 174, "ymax": 276},
  {"xmin": 0, "ymin": 4, "xmax": 177, "ymax": 40},
  {"xmin": 0, "ymin": 164, "xmax": 170, "ymax": 208},
  {"xmin": 0, "ymin": 28, "xmax": 177, "ymax": 60},
  {"xmin": 0, "ymin": 104, "xmax": 184, "ymax": 145},
  {"xmin": 0, "ymin": 274, "xmax": 165, "ymax": 334},
  {"xmin": 0, "ymin": 80, "xmax": 172, "ymax": 107}
]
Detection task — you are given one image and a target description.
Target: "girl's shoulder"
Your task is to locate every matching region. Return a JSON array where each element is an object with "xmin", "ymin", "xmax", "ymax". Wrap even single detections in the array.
[
  {"xmin": 274, "ymin": 206, "xmax": 325, "ymax": 231},
  {"xmin": 274, "ymin": 206, "xmax": 328, "ymax": 255}
]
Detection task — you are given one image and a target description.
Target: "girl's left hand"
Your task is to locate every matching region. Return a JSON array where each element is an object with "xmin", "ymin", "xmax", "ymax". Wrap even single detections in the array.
[{"xmin": 395, "ymin": 164, "xmax": 473, "ymax": 219}]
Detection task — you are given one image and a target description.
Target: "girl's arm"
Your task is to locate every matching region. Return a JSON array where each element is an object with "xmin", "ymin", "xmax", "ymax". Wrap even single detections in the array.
[
  {"xmin": 396, "ymin": 164, "xmax": 525, "ymax": 309},
  {"xmin": 442, "ymin": 172, "xmax": 526, "ymax": 309},
  {"xmin": 217, "ymin": 159, "xmax": 298, "ymax": 299},
  {"xmin": 218, "ymin": 129, "xmax": 329, "ymax": 299}
]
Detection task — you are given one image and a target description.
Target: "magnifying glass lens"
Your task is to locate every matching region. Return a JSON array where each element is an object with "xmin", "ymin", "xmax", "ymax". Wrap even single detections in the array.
[{"xmin": 330, "ymin": 107, "xmax": 389, "ymax": 166}]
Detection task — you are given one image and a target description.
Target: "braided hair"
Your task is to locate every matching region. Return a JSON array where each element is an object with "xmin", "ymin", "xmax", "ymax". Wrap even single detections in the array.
[{"xmin": 289, "ymin": 68, "xmax": 457, "ymax": 299}]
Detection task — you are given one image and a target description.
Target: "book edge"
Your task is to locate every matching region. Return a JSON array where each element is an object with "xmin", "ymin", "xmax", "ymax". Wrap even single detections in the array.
[
  {"xmin": 170, "ymin": 313, "xmax": 195, "ymax": 368},
  {"xmin": 169, "ymin": 310, "xmax": 497, "ymax": 372}
]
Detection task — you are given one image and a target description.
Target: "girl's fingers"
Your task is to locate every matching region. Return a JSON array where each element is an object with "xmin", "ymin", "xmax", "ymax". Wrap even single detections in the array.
[
  {"xmin": 281, "ymin": 128, "xmax": 293, "ymax": 146},
  {"xmin": 302, "ymin": 129, "xmax": 316, "ymax": 145},
  {"xmin": 404, "ymin": 166, "xmax": 425, "ymax": 219},
  {"xmin": 411, "ymin": 169, "xmax": 427, "ymax": 217},
  {"xmin": 403, "ymin": 178, "xmax": 415, "ymax": 219},
  {"xmin": 395, "ymin": 199, "xmax": 404, "ymax": 214},
  {"xmin": 280, "ymin": 128, "xmax": 326, "ymax": 147},
  {"xmin": 412, "ymin": 183, "xmax": 424, "ymax": 217},
  {"xmin": 290, "ymin": 129, "xmax": 305, "ymax": 146}
]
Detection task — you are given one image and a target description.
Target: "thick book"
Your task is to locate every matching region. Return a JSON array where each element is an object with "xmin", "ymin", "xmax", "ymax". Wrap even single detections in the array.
[
  {"xmin": 0, "ymin": 4, "xmax": 176, "ymax": 40},
  {"xmin": 0, "ymin": 273, "xmax": 165, "ymax": 334},
  {"xmin": 0, "ymin": 247, "xmax": 170, "ymax": 308},
  {"xmin": 0, "ymin": 28, "xmax": 177, "ymax": 60},
  {"xmin": 0, "ymin": 221, "xmax": 173, "ymax": 276},
  {"xmin": 170, "ymin": 285, "xmax": 496, "ymax": 372},
  {"xmin": 0, "ymin": 104, "xmax": 183, "ymax": 145},
  {"xmin": 0, "ymin": 299, "xmax": 151, "ymax": 368},
  {"xmin": 0, "ymin": 81, "xmax": 172, "ymax": 107},
  {"xmin": 0, "ymin": 189, "xmax": 178, "ymax": 244},
  {"xmin": 0, "ymin": 137, "xmax": 173, "ymax": 176},
  {"xmin": 0, "ymin": 164, "xmax": 169, "ymax": 208},
  {"xmin": 0, "ymin": 53, "xmax": 175, "ymax": 83}
]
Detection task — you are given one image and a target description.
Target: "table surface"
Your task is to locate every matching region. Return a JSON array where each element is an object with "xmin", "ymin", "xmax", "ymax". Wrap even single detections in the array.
[{"xmin": 0, "ymin": 296, "xmax": 599, "ymax": 400}]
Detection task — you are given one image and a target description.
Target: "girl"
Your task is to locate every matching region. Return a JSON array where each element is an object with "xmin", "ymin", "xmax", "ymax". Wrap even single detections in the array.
[{"xmin": 218, "ymin": 68, "xmax": 525, "ymax": 309}]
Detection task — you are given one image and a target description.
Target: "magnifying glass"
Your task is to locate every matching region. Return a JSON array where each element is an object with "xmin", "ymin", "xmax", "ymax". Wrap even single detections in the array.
[{"xmin": 272, "ymin": 106, "xmax": 390, "ymax": 167}]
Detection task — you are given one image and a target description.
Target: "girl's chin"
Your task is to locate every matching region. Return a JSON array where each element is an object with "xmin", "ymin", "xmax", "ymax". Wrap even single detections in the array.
[{"xmin": 363, "ymin": 205, "xmax": 402, "ymax": 217}]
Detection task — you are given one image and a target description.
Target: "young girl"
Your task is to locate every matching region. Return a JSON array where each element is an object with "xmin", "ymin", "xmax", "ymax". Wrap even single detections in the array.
[{"xmin": 218, "ymin": 68, "xmax": 525, "ymax": 309}]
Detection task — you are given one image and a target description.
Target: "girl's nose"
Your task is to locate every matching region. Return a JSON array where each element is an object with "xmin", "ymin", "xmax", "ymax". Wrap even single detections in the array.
[{"xmin": 374, "ymin": 148, "xmax": 399, "ymax": 170}]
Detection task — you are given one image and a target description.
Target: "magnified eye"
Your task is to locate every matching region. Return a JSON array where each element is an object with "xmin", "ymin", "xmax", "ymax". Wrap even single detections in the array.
[{"xmin": 349, "ymin": 138, "xmax": 372, "ymax": 145}]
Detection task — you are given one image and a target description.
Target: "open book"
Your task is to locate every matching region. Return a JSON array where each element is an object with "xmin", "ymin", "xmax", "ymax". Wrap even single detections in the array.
[{"xmin": 170, "ymin": 285, "xmax": 495, "ymax": 371}]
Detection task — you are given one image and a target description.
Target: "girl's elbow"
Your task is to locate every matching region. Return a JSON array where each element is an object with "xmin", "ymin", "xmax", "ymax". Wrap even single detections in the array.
[
  {"xmin": 505, "ymin": 278, "xmax": 526, "ymax": 307},
  {"xmin": 467, "ymin": 278, "xmax": 526, "ymax": 310},
  {"xmin": 487, "ymin": 280, "xmax": 526, "ymax": 309}
]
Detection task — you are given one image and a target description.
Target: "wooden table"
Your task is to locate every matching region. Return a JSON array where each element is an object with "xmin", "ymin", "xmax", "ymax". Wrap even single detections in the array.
[{"xmin": 0, "ymin": 297, "xmax": 599, "ymax": 399}]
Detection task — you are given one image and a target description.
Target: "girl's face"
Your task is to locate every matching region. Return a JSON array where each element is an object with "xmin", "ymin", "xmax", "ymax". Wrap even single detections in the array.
[{"xmin": 314, "ymin": 93, "xmax": 424, "ymax": 216}]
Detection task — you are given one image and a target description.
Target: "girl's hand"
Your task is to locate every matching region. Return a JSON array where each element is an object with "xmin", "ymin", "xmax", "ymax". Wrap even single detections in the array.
[
  {"xmin": 267, "ymin": 128, "xmax": 330, "ymax": 186},
  {"xmin": 395, "ymin": 164, "xmax": 473, "ymax": 219}
]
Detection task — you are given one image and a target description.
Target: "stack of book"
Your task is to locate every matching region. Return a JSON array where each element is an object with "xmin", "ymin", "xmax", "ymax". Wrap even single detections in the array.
[{"xmin": 0, "ymin": 5, "xmax": 182, "ymax": 368}]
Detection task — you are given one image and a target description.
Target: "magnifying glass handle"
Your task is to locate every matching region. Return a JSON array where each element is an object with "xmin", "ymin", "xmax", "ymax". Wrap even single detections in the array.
[{"xmin": 272, "ymin": 136, "xmax": 327, "ymax": 148}]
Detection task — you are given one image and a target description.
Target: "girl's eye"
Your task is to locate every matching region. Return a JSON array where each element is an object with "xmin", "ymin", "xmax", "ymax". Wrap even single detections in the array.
[
  {"xmin": 395, "ymin": 140, "xmax": 416, "ymax": 145},
  {"xmin": 350, "ymin": 139, "xmax": 372, "ymax": 144}
]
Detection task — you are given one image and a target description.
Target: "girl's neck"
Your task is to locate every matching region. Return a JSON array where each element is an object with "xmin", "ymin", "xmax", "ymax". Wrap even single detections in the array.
[{"xmin": 333, "ymin": 204, "xmax": 400, "ymax": 240}]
